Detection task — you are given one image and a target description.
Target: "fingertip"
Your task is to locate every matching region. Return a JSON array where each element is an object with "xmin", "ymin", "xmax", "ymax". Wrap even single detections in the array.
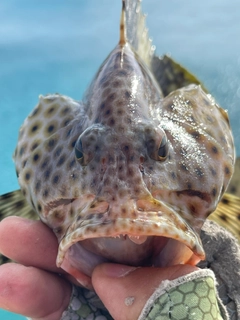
[{"xmin": 0, "ymin": 263, "xmax": 72, "ymax": 319}]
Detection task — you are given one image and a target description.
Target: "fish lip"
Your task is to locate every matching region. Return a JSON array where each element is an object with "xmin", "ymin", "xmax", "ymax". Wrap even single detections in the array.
[{"xmin": 56, "ymin": 211, "xmax": 205, "ymax": 268}]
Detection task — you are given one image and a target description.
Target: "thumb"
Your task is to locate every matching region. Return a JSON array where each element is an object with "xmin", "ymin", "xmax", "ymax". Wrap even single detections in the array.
[{"xmin": 92, "ymin": 263, "xmax": 198, "ymax": 320}]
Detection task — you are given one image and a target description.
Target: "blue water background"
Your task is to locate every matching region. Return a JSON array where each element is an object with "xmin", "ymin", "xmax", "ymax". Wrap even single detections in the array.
[{"xmin": 0, "ymin": 0, "xmax": 240, "ymax": 319}]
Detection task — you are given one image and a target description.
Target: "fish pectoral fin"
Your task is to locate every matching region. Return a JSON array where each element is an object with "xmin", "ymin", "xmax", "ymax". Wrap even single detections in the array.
[
  {"xmin": 0, "ymin": 189, "xmax": 38, "ymax": 221},
  {"xmin": 151, "ymin": 54, "xmax": 207, "ymax": 97},
  {"xmin": 209, "ymin": 193, "xmax": 240, "ymax": 241}
]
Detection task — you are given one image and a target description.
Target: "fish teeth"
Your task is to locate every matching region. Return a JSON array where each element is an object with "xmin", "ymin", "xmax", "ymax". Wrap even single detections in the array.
[{"xmin": 128, "ymin": 235, "xmax": 148, "ymax": 245}]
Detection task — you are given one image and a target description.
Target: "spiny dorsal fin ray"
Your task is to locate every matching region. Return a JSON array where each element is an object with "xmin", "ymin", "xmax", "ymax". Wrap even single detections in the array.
[
  {"xmin": 119, "ymin": 0, "xmax": 127, "ymax": 45},
  {"xmin": 209, "ymin": 193, "xmax": 240, "ymax": 241}
]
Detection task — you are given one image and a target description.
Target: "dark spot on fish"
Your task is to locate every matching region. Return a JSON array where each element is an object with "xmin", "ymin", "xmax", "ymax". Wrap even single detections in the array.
[
  {"xmin": 190, "ymin": 131, "xmax": 200, "ymax": 140},
  {"xmin": 48, "ymin": 124, "xmax": 55, "ymax": 133},
  {"xmin": 90, "ymin": 204, "xmax": 96, "ymax": 209},
  {"xmin": 57, "ymin": 154, "xmax": 66, "ymax": 167},
  {"xmin": 186, "ymin": 183, "xmax": 192, "ymax": 190},
  {"xmin": 211, "ymin": 188, "xmax": 217, "ymax": 197},
  {"xmin": 30, "ymin": 107, "xmax": 40, "ymax": 117},
  {"xmin": 61, "ymin": 106, "xmax": 71, "ymax": 116},
  {"xmin": 117, "ymin": 109, "xmax": 123, "ymax": 116},
  {"xmin": 210, "ymin": 167, "xmax": 217, "ymax": 176},
  {"xmin": 47, "ymin": 138, "xmax": 56, "ymax": 150},
  {"xmin": 206, "ymin": 115, "xmax": 214, "ymax": 123},
  {"xmin": 31, "ymin": 141, "xmax": 40, "ymax": 151},
  {"xmin": 37, "ymin": 203, "xmax": 42, "ymax": 212},
  {"xmin": 125, "ymin": 91, "xmax": 131, "ymax": 99},
  {"xmin": 67, "ymin": 159, "xmax": 75, "ymax": 169},
  {"xmin": 41, "ymin": 157, "xmax": 50, "ymax": 170},
  {"xmin": 65, "ymin": 128, "xmax": 72, "ymax": 139},
  {"xmin": 180, "ymin": 164, "xmax": 188, "ymax": 171},
  {"xmin": 52, "ymin": 175, "xmax": 60, "ymax": 185},
  {"xmin": 112, "ymin": 80, "xmax": 120, "ymax": 87},
  {"xmin": 35, "ymin": 180, "xmax": 41, "ymax": 193},
  {"xmin": 31, "ymin": 124, "xmax": 39, "ymax": 133},
  {"xmin": 225, "ymin": 166, "xmax": 230, "ymax": 175},
  {"xmin": 121, "ymin": 207, "xmax": 127, "ymax": 215},
  {"xmin": 118, "ymin": 70, "xmax": 127, "ymax": 77},
  {"xmin": 109, "ymin": 118, "xmax": 115, "ymax": 126},
  {"xmin": 19, "ymin": 145, "xmax": 26, "ymax": 156},
  {"xmin": 100, "ymin": 102, "xmax": 105, "ymax": 110},
  {"xmin": 42, "ymin": 189, "xmax": 49, "ymax": 198},
  {"xmin": 62, "ymin": 117, "xmax": 72, "ymax": 127},
  {"xmin": 195, "ymin": 167, "xmax": 204, "ymax": 178},
  {"xmin": 54, "ymin": 146, "xmax": 63, "ymax": 158},
  {"xmin": 105, "ymin": 109, "xmax": 111, "ymax": 116},
  {"xmin": 171, "ymin": 172, "xmax": 176, "ymax": 180},
  {"xmin": 22, "ymin": 188, "xmax": 27, "ymax": 197},
  {"xmin": 44, "ymin": 167, "xmax": 52, "ymax": 180},
  {"xmin": 211, "ymin": 145, "xmax": 219, "ymax": 154},
  {"xmin": 48, "ymin": 106, "xmax": 55, "ymax": 114},
  {"xmin": 24, "ymin": 171, "xmax": 31, "ymax": 182},
  {"xmin": 22, "ymin": 160, "xmax": 27, "ymax": 169},
  {"xmin": 33, "ymin": 153, "xmax": 40, "ymax": 163}
]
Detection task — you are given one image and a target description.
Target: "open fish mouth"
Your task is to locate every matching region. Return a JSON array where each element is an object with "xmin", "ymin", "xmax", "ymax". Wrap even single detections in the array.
[{"xmin": 54, "ymin": 197, "xmax": 205, "ymax": 281}]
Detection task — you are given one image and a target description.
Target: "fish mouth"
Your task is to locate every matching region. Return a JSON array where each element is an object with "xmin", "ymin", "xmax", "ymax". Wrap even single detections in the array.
[{"xmin": 55, "ymin": 197, "xmax": 205, "ymax": 285}]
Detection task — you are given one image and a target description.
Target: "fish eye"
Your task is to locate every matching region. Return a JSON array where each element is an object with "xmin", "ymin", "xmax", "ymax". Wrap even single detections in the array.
[
  {"xmin": 75, "ymin": 138, "xmax": 84, "ymax": 165},
  {"xmin": 157, "ymin": 135, "xmax": 169, "ymax": 161}
]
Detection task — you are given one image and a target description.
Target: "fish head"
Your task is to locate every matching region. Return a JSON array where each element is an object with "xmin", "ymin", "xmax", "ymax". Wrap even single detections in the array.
[{"xmin": 13, "ymin": 2, "xmax": 235, "ymax": 288}]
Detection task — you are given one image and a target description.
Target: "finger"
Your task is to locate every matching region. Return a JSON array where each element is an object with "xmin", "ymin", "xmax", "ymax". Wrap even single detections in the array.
[
  {"xmin": 0, "ymin": 263, "xmax": 72, "ymax": 320},
  {"xmin": 0, "ymin": 216, "xmax": 60, "ymax": 273},
  {"xmin": 92, "ymin": 263, "xmax": 198, "ymax": 320}
]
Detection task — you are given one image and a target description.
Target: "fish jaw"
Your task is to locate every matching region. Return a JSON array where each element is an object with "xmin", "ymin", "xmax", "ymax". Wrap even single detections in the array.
[{"xmin": 55, "ymin": 196, "xmax": 205, "ymax": 286}]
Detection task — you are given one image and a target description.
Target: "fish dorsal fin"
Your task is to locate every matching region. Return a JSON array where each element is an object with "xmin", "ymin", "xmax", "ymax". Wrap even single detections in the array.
[
  {"xmin": 125, "ymin": 0, "xmax": 154, "ymax": 66},
  {"xmin": 209, "ymin": 193, "xmax": 240, "ymax": 241},
  {"xmin": 124, "ymin": 1, "xmax": 204, "ymax": 94}
]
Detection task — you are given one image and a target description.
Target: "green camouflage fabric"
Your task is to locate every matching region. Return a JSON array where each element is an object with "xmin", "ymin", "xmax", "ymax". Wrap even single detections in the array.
[
  {"xmin": 138, "ymin": 270, "xmax": 227, "ymax": 320},
  {"xmin": 60, "ymin": 270, "xmax": 228, "ymax": 320}
]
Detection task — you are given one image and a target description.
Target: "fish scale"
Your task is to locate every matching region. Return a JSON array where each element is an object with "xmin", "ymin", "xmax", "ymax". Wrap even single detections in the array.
[{"xmin": 0, "ymin": 0, "xmax": 236, "ymax": 289}]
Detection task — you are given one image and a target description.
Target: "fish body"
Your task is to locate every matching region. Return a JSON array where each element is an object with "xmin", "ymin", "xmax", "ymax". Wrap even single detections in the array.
[{"xmin": 6, "ymin": 1, "xmax": 236, "ymax": 286}]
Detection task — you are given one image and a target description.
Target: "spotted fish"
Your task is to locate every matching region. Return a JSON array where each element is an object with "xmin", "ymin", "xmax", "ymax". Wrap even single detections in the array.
[{"xmin": 0, "ymin": 0, "xmax": 236, "ymax": 287}]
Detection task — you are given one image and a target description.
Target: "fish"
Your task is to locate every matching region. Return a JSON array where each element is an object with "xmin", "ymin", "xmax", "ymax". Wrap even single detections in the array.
[{"xmin": 0, "ymin": 0, "xmax": 236, "ymax": 288}]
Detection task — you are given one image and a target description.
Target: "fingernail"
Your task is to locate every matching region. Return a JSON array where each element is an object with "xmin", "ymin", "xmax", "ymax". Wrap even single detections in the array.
[{"xmin": 102, "ymin": 263, "xmax": 138, "ymax": 278}]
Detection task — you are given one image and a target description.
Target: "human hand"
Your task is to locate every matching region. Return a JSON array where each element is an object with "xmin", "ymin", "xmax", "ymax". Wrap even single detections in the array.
[{"xmin": 0, "ymin": 217, "xmax": 197, "ymax": 320}]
